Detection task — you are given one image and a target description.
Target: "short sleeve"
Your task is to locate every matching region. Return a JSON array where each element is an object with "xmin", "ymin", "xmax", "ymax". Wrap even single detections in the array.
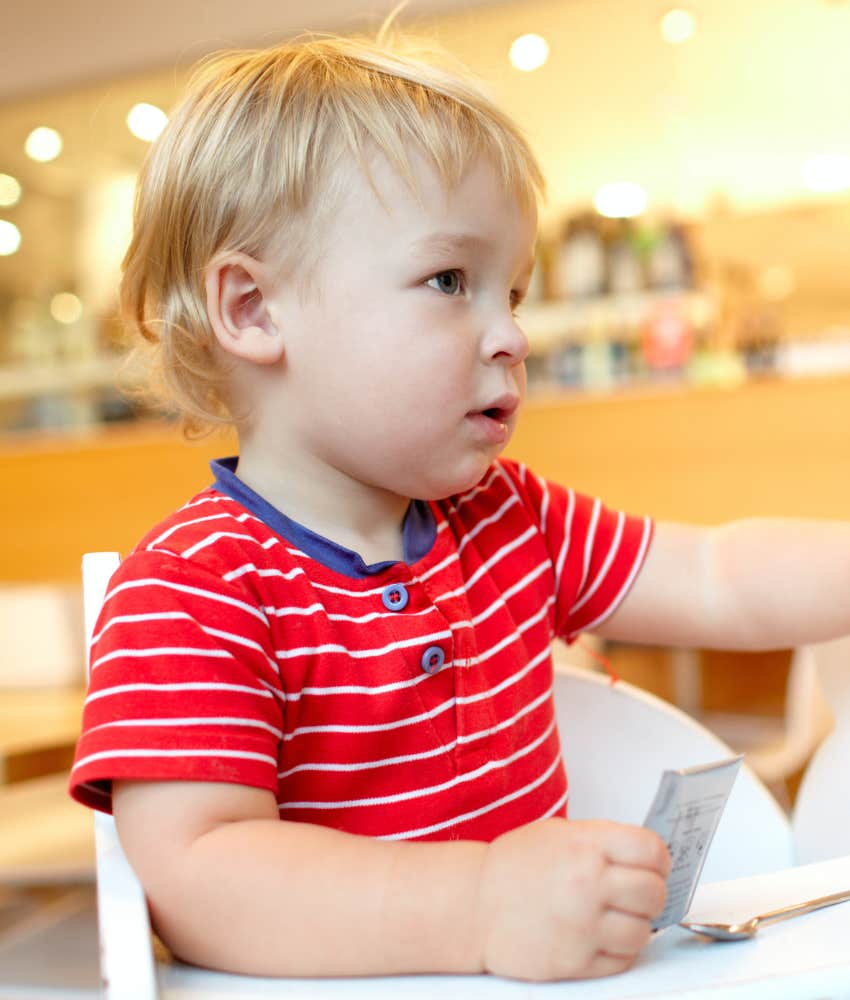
[
  {"xmin": 499, "ymin": 459, "xmax": 653, "ymax": 643},
  {"xmin": 69, "ymin": 550, "xmax": 285, "ymax": 813}
]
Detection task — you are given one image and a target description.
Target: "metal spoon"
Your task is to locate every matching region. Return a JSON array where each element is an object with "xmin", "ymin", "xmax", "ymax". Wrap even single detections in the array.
[{"xmin": 680, "ymin": 888, "xmax": 850, "ymax": 940}]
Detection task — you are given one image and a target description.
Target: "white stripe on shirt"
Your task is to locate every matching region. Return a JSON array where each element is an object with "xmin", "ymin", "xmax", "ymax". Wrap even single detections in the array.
[
  {"xmin": 282, "ymin": 717, "xmax": 557, "ymax": 810},
  {"xmin": 378, "ymin": 750, "xmax": 563, "ymax": 841},
  {"xmin": 571, "ymin": 510, "xmax": 625, "ymax": 614}
]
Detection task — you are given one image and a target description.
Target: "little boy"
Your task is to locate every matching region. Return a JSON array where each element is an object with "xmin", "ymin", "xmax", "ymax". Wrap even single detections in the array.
[{"xmin": 71, "ymin": 27, "xmax": 850, "ymax": 983}]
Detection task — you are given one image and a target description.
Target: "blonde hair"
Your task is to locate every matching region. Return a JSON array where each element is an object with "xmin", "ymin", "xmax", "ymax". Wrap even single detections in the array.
[{"xmin": 121, "ymin": 26, "xmax": 545, "ymax": 433}]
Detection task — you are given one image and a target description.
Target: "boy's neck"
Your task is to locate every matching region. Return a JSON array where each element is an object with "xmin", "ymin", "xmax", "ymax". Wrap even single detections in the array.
[{"xmin": 234, "ymin": 445, "xmax": 410, "ymax": 565}]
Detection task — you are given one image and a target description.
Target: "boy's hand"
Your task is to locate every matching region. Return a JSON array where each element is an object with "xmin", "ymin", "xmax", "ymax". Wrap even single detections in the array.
[{"xmin": 475, "ymin": 818, "xmax": 670, "ymax": 982}]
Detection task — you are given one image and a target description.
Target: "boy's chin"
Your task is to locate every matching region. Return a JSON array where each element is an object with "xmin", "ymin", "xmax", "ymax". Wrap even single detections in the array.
[{"xmin": 422, "ymin": 464, "xmax": 495, "ymax": 501}]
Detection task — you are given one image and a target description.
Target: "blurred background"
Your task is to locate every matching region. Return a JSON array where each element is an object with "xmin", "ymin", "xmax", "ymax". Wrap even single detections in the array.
[
  {"xmin": 3, "ymin": 0, "xmax": 850, "ymax": 989},
  {"xmin": 5, "ymin": 0, "xmax": 850, "ymax": 430}
]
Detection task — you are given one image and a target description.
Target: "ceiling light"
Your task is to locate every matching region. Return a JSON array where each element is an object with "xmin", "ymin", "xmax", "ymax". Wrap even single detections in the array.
[
  {"xmin": 25, "ymin": 126, "xmax": 63, "ymax": 162},
  {"xmin": 509, "ymin": 33, "xmax": 550, "ymax": 72},
  {"xmin": 50, "ymin": 292, "xmax": 84, "ymax": 325},
  {"xmin": 0, "ymin": 220, "xmax": 22, "ymax": 256},
  {"xmin": 594, "ymin": 181, "xmax": 648, "ymax": 218},
  {"xmin": 0, "ymin": 174, "xmax": 22, "ymax": 207},
  {"xmin": 126, "ymin": 102, "xmax": 168, "ymax": 143},
  {"xmin": 660, "ymin": 8, "xmax": 697, "ymax": 44},
  {"xmin": 802, "ymin": 154, "xmax": 850, "ymax": 193}
]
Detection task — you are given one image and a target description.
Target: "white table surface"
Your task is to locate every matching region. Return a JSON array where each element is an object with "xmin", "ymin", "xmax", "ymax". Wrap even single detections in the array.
[{"xmin": 158, "ymin": 855, "xmax": 850, "ymax": 1000}]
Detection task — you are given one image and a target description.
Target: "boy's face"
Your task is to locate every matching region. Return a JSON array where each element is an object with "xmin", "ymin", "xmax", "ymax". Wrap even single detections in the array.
[{"xmin": 264, "ymin": 148, "xmax": 537, "ymax": 504}]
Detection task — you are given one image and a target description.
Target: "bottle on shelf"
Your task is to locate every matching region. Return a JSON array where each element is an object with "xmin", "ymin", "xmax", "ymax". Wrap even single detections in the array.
[
  {"xmin": 605, "ymin": 218, "xmax": 646, "ymax": 296},
  {"xmin": 551, "ymin": 211, "xmax": 608, "ymax": 300},
  {"xmin": 641, "ymin": 297, "xmax": 695, "ymax": 376},
  {"xmin": 646, "ymin": 220, "xmax": 694, "ymax": 291}
]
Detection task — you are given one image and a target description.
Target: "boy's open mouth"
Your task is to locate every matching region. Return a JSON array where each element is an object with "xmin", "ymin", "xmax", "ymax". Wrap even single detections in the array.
[{"xmin": 470, "ymin": 395, "xmax": 519, "ymax": 424}]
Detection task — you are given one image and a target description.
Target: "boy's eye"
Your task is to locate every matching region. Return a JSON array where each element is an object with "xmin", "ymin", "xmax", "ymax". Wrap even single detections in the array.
[{"xmin": 427, "ymin": 270, "xmax": 464, "ymax": 296}]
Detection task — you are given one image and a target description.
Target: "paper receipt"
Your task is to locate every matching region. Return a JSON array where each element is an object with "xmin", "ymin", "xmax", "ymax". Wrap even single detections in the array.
[{"xmin": 643, "ymin": 755, "xmax": 743, "ymax": 930}]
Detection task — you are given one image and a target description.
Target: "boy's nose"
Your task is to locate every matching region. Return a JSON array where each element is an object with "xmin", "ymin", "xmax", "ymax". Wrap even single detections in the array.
[{"xmin": 485, "ymin": 314, "xmax": 530, "ymax": 365}]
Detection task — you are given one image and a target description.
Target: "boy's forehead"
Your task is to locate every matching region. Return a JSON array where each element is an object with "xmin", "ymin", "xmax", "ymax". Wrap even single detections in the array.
[
  {"xmin": 264, "ymin": 146, "xmax": 537, "ymax": 287},
  {"xmin": 334, "ymin": 147, "xmax": 536, "ymax": 239}
]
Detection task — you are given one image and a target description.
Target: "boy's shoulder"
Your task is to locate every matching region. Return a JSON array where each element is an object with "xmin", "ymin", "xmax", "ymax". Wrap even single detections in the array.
[{"xmin": 127, "ymin": 485, "xmax": 283, "ymax": 580}]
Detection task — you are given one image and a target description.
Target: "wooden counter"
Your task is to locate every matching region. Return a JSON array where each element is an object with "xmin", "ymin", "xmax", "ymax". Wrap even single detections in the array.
[{"xmin": 3, "ymin": 373, "xmax": 850, "ymax": 583}]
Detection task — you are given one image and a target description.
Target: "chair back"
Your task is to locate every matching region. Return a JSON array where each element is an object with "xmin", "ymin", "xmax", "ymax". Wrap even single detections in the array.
[
  {"xmin": 553, "ymin": 663, "xmax": 794, "ymax": 881},
  {"xmin": 83, "ymin": 551, "xmax": 159, "ymax": 1000}
]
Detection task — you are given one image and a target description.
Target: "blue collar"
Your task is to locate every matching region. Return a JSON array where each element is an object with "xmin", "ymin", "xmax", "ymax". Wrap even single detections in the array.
[{"xmin": 210, "ymin": 457, "xmax": 436, "ymax": 579}]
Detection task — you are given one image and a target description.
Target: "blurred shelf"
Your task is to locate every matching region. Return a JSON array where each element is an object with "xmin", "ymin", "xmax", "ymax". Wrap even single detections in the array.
[
  {"xmin": 0, "ymin": 687, "xmax": 86, "ymax": 784},
  {"xmin": 0, "ymin": 356, "xmax": 125, "ymax": 402},
  {"xmin": 0, "ymin": 773, "xmax": 94, "ymax": 883},
  {"xmin": 520, "ymin": 289, "xmax": 713, "ymax": 350}
]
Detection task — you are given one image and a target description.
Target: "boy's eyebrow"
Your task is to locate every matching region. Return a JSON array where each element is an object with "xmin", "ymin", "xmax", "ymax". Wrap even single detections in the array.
[
  {"xmin": 409, "ymin": 231, "xmax": 490, "ymax": 256},
  {"xmin": 410, "ymin": 231, "xmax": 536, "ymax": 276}
]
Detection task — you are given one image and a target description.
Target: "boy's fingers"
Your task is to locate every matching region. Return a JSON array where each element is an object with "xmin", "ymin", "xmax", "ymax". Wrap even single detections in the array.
[
  {"xmin": 598, "ymin": 908, "xmax": 654, "ymax": 956},
  {"xmin": 592, "ymin": 822, "xmax": 671, "ymax": 875},
  {"xmin": 582, "ymin": 952, "xmax": 635, "ymax": 980},
  {"xmin": 602, "ymin": 866, "xmax": 667, "ymax": 919}
]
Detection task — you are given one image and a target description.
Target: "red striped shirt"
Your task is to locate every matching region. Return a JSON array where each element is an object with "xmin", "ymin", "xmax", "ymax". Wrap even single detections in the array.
[{"xmin": 70, "ymin": 458, "xmax": 652, "ymax": 842}]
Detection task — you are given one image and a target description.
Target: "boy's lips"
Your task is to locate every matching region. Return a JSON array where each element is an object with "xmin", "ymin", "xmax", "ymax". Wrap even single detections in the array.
[
  {"xmin": 469, "ymin": 393, "xmax": 520, "ymax": 421},
  {"xmin": 465, "ymin": 394, "xmax": 520, "ymax": 443}
]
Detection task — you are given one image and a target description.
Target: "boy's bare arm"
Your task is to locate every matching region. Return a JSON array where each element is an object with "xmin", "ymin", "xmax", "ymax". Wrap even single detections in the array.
[
  {"xmin": 113, "ymin": 779, "xmax": 669, "ymax": 981},
  {"xmin": 596, "ymin": 519, "xmax": 850, "ymax": 650}
]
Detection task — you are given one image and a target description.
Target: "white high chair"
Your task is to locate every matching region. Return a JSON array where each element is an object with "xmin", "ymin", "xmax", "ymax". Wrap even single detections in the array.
[
  {"xmin": 550, "ymin": 656, "xmax": 793, "ymax": 883},
  {"xmin": 82, "ymin": 552, "xmax": 158, "ymax": 999},
  {"xmin": 82, "ymin": 551, "xmax": 831, "ymax": 999}
]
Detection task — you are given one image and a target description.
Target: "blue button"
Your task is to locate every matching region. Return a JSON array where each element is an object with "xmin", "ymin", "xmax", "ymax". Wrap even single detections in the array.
[
  {"xmin": 420, "ymin": 645, "xmax": 445, "ymax": 675},
  {"xmin": 381, "ymin": 583, "xmax": 409, "ymax": 612}
]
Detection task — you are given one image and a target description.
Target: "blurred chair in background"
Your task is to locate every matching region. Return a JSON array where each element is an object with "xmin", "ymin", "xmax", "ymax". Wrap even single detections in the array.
[
  {"xmin": 743, "ymin": 643, "xmax": 833, "ymax": 793},
  {"xmin": 791, "ymin": 636, "xmax": 850, "ymax": 864},
  {"xmin": 0, "ymin": 581, "xmax": 84, "ymax": 689},
  {"xmin": 0, "ymin": 581, "xmax": 99, "ymax": 996}
]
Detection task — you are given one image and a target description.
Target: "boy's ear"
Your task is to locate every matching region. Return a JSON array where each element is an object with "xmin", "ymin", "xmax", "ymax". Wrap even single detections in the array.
[{"xmin": 205, "ymin": 252, "xmax": 284, "ymax": 365}]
